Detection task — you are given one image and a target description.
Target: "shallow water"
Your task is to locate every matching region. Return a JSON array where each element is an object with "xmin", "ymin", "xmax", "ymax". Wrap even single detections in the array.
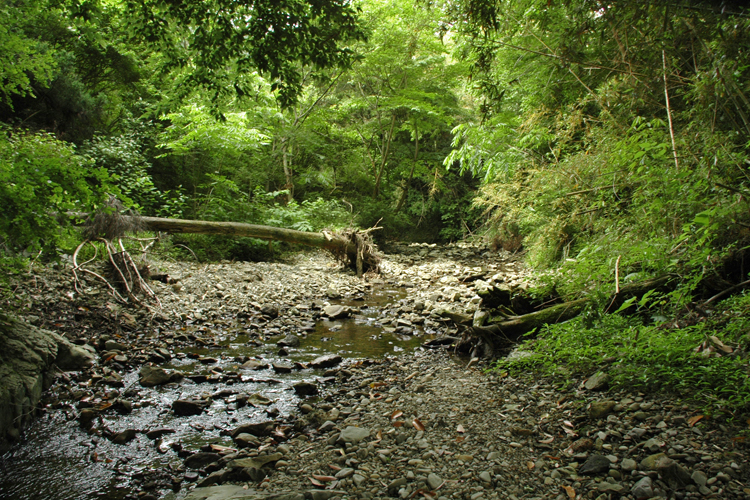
[{"xmin": 0, "ymin": 285, "xmax": 436, "ymax": 500}]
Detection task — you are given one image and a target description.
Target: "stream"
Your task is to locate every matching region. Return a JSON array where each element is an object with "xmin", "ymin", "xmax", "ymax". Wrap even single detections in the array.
[{"xmin": 0, "ymin": 285, "xmax": 438, "ymax": 500}]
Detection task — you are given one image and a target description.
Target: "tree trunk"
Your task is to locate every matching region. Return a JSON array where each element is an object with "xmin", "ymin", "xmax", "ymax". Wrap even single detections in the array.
[
  {"xmin": 122, "ymin": 216, "xmax": 379, "ymax": 276},
  {"xmin": 466, "ymin": 274, "xmax": 678, "ymax": 357}
]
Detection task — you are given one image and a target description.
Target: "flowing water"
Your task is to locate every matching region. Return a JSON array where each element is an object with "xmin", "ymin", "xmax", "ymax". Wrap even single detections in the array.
[{"xmin": 0, "ymin": 286, "xmax": 438, "ymax": 500}]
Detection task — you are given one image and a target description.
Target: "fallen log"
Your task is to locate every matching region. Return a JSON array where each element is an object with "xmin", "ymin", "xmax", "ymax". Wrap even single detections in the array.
[
  {"xmin": 75, "ymin": 210, "xmax": 380, "ymax": 276},
  {"xmin": 466, "ymin": 274, "xmax": 678, "ymax": 357}
]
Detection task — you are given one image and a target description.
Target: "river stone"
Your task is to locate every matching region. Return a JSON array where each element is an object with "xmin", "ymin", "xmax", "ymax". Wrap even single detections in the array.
[
  {"xmin": 231, "ymin": 421, "xmax": 275, "ymax": 437},
  {"xmin": 182, "ymin": 485, "xmax": 305, "ymax": 500},
  {"xmin": 323, "ymin": 305, "xmax": 350, "ymax": 319},
  {"xmin": 185, "ymin": 452, "xmax": 222, "ymax": 469},
  {"xmin": 691, "ymin": 470, "xmax": 708, "ymax": 487},
  {"xmin": 234, "ymin": 433, "xmax": 261, "ymax": 448},
  {"xmin": 338, "ymin": 426, "xmax": 370, "ymax": 444},
  {"xmin": 579, "ymin": 454, "xmax": 611, "ymax": 475},
  {"xmin": 172, "ymin": 399, "xmax": 209, "ymax": 416},
  {"xmin": 139, "ymin": 364, "xmax": 182, "ymax": 387},
  {"xmin": 309, "ymin": 354, "xmax": 342, "ymax": 369},
  {"xmin": 103, "ymin": 340, "xmax": 127, "ymax": 351},
  {"xmin": 597, "ymin": 482, "xmax": 625, "ymax": 494},
  {"xmin": 621, "ymin": 458, "xmax": 638, "ymax": 472},
  {"xmin": 277, "ymin": 334, "xmax": 300, "ymax": 348},
  {"xmin": 640, "ymin": 453, "xmax": 670, "ymax": 471},
  {"xmin": 308, "ymin": 491, "xmax": 347, "ymax": 500},
  {"xmin": 272, "ymin": 363, "xmax": 292, "ymax": 373},
  {"xmin": 589, "ymin": 400, "xmax": 616, "ymax": 419},
  {"xmin": 260, "ymin": 304, "xmax": 279, "ymax": 318},
  {"xmin": 111, "ymin": 428, "xmax": 138, "ymax": 444},
  {"xmin": 293, "ymin": 381, "xmax": 318, "ymax": 396},
  {"xmin": 631, "ymin": 476, "xmax": 655, "ymax": 498},
  {"xmin": 145, "ymin": 428, "xmax": 176, "ymax": 440},
  {"xmin": 56, "ymin": 340, "xmax": 96, "ymax": 371},
  {"xmin": 241, "ymin": 359, "xmax": 268, "ymax": 370},
  {"xmin": 584, "ymin": 371, "xmax": 609, "ymax": 390},
  {"xmin": 228, "ymin": 453, "xmax": 283, "ymax": 469},
  {"xmin": 427, "ymin": 473, "xmax": 443, "ymax": 489},
  {"xmin": 661, "ymin": 462, "xmax": 693, "ymax": 489}
]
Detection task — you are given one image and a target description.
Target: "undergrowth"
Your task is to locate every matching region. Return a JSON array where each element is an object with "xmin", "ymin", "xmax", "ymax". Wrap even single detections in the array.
[{"xmin": 493, "ymin": 292, "xmax": 750, "ymax": 419}]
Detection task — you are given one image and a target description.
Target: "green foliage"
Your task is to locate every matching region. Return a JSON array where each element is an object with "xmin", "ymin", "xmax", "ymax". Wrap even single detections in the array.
[
  {"xmin": 126, "ymin": 0, "xmax": 365, "ymax": 109},
  {"xmin": 494, "ymin": 293, "xmax": 750, "ymax": 414},
  {"xmin": 79, "ymin": 134, "xmax": 186, "ymax": 217},
  {"xmin": 0, "ymin": 128, "xmax": 111, "ymax": 254},
  {"xmin": 0, "ymin": 0, "xmax": 56, "ymax": 106}
]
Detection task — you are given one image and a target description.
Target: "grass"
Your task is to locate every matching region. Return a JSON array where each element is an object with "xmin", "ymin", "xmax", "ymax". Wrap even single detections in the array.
[{"xmin": 492, "ymin": 292, "xmax": 750, "ymax": 419}]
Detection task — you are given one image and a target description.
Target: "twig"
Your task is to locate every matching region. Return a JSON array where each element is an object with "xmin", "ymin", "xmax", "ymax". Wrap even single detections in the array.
[
  {"xmin": 175, "ymin": 243, "xmax": 200, "ymax": 262},
  {"xmin": 663, "ymin": 50, "xmax": 680, "ymax": 172},
  {"xmin": 615, "ymin": 255, "xmax": 621, "ymax": 295},
  {"xmin": 703, "ymin": 278, "xmax": 750, "ymax": 306}
]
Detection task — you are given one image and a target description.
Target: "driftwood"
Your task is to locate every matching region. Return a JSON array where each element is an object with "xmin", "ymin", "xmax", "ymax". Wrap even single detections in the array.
[{"xmin": 466, "ymin": 274, "xmax": 678, "ymax": 357}]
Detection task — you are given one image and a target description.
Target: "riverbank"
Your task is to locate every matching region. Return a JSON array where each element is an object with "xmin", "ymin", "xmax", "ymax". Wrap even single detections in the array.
[{"xmin": 1, "ymin": 244, "xmax": 748, "ymax": 500}]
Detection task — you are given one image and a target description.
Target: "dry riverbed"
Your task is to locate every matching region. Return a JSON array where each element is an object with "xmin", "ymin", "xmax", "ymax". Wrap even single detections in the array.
[{"xmin": 1, "ymin": 243, "xmax": 748, "ymax": 500}]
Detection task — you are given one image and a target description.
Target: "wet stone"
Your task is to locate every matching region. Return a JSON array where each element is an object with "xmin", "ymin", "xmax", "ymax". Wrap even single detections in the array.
[
  {"xmin": 579, "ymin": 454, "xmax": 611, "ymax": 475},
  {"xmin": 184, "ymin": 452, "xmax": 221, "ymax": 470}
]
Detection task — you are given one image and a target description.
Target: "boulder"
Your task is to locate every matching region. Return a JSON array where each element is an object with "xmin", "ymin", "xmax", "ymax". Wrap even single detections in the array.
[
  {"xmin": 184, "ymin": 452, "xmax": 222, "ymax": 470},
  {"xmin": 55, "ymin": 340, "xmax": 96, "ymax": 371},
  {"xmin": 172, "ymin": 399, "xmax": 209, "ymax": 416},
  {"xmin": 231, "ymin": 421, "xmax": 275, "ymax": 438},
  {"xmin": 293, "ymin": 381, "xmax": 318, "ymax": 396},
  {"xmin": 322, "ymin": 305, "xmax": 350, "ymax": 319},
  {"xmin": 578, "ymin": 454, "xmax": 611, "ymax": 475},
  {"xmin": 276, "ymin": 334, "xmax": 300, "ymax": 348},
  {"xmin": 139, "ymin": 364, "xmax": 183, "ymax": 387}
]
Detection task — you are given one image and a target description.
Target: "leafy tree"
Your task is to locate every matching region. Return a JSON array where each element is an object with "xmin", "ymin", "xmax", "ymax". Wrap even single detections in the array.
[{"xmin": 125, "ymin": 0, "xmax": 365, "ymax": 109}]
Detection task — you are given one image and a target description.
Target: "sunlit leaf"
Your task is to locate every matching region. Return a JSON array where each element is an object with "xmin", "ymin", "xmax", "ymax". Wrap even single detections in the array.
[
  {"xmin": 413, "ymin": 418, "xmax": 425, "ymax": 431},
  {"xmin": 456, "ymin": 424, "xmax": 465, "ymax": 433},
  {"xmin": 688, "ymin": 415, "xmax": 704, "ymax": 427},
  {"xmin": 562, "ymin": 485, "xmax": 575, "ymax": 499}
]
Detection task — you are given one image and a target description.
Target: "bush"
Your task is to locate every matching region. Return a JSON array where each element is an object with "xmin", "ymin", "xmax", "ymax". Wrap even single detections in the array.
[{"xmin": 0, "ymin": 128, "xmax": 111, "ymax": 255}]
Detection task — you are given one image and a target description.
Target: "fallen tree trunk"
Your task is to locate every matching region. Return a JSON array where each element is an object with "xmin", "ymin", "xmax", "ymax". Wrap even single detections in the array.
[
  {"xmin": 466, "ymin": 274, "xmax": 678, "ymax": 357},
  {"xmin": 76, "ymin": 212, "xmax": 380, "ymax": 276}
]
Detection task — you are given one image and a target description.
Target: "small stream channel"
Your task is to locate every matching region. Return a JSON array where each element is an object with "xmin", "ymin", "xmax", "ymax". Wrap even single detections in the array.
[{"xmin": 0, "ymin": 285, "xmax": 439, "ymax": 500}]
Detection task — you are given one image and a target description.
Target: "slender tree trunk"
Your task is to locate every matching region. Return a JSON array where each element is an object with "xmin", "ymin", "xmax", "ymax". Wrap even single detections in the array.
[
  {"xmin": 373, "ymin": 114, "xmax": 397, "ymax": 199},
  {"xmin": 281, "ymin": 139, "xmax": 294, "ymax": 203},
  {"xmin": 395, "ymin": 122, "xmax": 419, "ymax": 214}
]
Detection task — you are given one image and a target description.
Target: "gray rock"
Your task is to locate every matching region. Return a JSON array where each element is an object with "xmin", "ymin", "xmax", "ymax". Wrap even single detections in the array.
[
  {"xmin": 631, "ymin": 476, "xmax": 654, "ymax": 498},
  {"xmin": 643, "ymin": 438, "xmax": 663, "ymax": 453},
  {"xmin": 309, "ymin": 354, "xmax": 342, "ymax": 369},
  {"xmin": 691, "ymin": 470, "xmax": 707, "ymax": 487},
  {"xmin": 338, "ymin": 426, "xmax": 370, "ymax": 444},
  {"xmin": 231, "ymin": 421, "xmax": 275, "ymax": 438},
  {"xmin": 579, "ymin": 454, "xmax": 611, "ymax": 475},
  {"xmin": 139, "ymin": 364, "xmax": 182, "ymax": 387},
  {"xmin": 260, "ymin": 304, "xmax": 279, "ymax": 318},
  {"xmin": 427, "ymin": 473, "xmax": 443, "ymax": 490},
  {"xmin": 597, "ymin": 481, "xmax": 625, "ymax": 494},
  {"xmin": 660, "ymin": 462, "xmax": 693, "ymax": 490},
  {"xmin": 56, "ymin": 340, "xmax": 96, "ymax": 371},
  {"xmin": 241, "ymin": 359, "xmax": 268, "ymax": 370},
  {"xmin": 271, "ymin": 363, "xmax": 292, "ymax": 373},
  {"xmin": 227, "ymin": 453, "xmax": 283, "ymax": 469},
  {"xmin": 172, "ymin": 399, "xmax": 209, "ymax": 416},
  {"xmin": 292, "ymin": 381, "xmax": 318, "ymax": 396},
  {"xmin": 589, "ymin": 401, "xmax": 616, "ymax": 419},
  {"xmin": 335, "ymin": 467, "xmax": 355, "ymax": 479},
  {"xmin": 640, "ymin": 453, "xmax": 670, "ymax": 471},
  {"xmin": 277, "ymin": 334, "xmax": 300, "ymax": 348},
  {"xmin": 584, "ymin": 371, "xmax": 609, "ymax": 390},
  {"xmin": 103, "ymin": 340, "xmax": 127, "ymax": 351},
  {"xmin": 621, "ymin": 458, "xmax": 638, "ymax": 472},
  {"xmin": 234, "ymin": 433, "xmax": 261, "ymax": 448},
  {"xmin": 111, "ymin": 428, "xmax": 138, "ymax": 444},
  {"xmin": 387, "ymin": 477, "xmax": 408, "ymax": 494},
  {"xmin": 145, "ymin": 428, "xmax": 175, "ymax": 440},
  {"xmin": 184, "ymin": 452, "xmax": 222, "ymax": 469},
  {"xmin": 323, "ymin": 305, "xmax": 350, "ymax": 319}
]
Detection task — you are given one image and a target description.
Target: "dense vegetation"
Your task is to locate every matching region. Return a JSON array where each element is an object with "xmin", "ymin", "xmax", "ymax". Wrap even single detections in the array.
[{"xmin": 2, "ymin": 0, "xmax": 749, "ymax": 415}]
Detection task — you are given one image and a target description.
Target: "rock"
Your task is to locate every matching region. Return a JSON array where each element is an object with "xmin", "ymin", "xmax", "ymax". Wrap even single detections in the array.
[
  {"xmin": 589, "ymin": 401, "xmax": 616, "ymax": 419},
  {"xmin": 427, "ymin": 473, "xmax": 443, "ymax": 490},
  {"xmin": 227, "ymin": 453, "xmax": 284, "ymax": 469},
  {"xmin": 277, "ymin": 334, "xmax": 300, "ymax": 348},
  {"xmin": 103, "ymin": 340, "xmax": 127, "ymax": 351},
  {"xmin": 691, "ymin": 470, "xmax": 707, "ymax": 487},
  {"xmin": 139, "ymin": 364, "xmax": 183, "ymax": 387},
  {"xmin": 172, "ymin": 399, "xmax": 209, "ymax": 416},
  {"xmin": 584, "ymin": 371, "xmax": 609, "ymax": 390},
  {"xmin": 643, "ymin": 437, "xmax": 663, "ymax": 453},
  {"xmin": 56, "ymin": 340, "xmax": 96, "ymax": 371},
  {"xmin": 309, "ymin": 491, "xmax": 346, "ymax": 500},
  {"xmin": 145, "ymin": 428, "xmax": 176, "ymax": 440},
  {"xmin": 309, "ymin": 354, "xmax": 342, "ymax": 369},
  {"xmin": 579, "ymin": 454, "xmax": 611, "ymax": 475},
  {"xmin": 184, "ymin": 452, "xmax": 221, "ymax": 469},
  {"xmin": 597, "ymin": 481, "xmax": 624, "ymax": 494},
  {"xmin": 241, "ymin": 359, "xmax": 268, "ymax": 370},
  {"xmin": 111, "ymin": 429, "xmax": 138, "ymax": 444},
  {"xmin": 234, "ymin": 433, "xmax": 261, "ymax": 449},
  {"xmin": 271, "ymin": 363, "xmax": 292, "ymax": 373},
  {"xmin": 292, "ymin": 381, "xmax": 318, "ymax": 396},
  {"xmin": 621, "ymin": 458, "xmax": 638, "ymax": 472},
  {"xmin": 631, "ymin": 476, "xmax": 654, "ymax": 499},
  {"xmin": 231, "ymin": 421, "xmax": 275, "ymax": 438},
  {"xmin": 181, "ymin": 485, "xmax": 304, "ymax": 500},
  {"xmin": 640, "ymin": 453, "xmax": 670, "ymax": 471},
  {"xmin": 260, "ymin": 304, "xmax": 279, "ymax": 318},
  {"xmin": 660, "ymin": 462, "xmax": 693, "ymax": 490},
  {"xmin": 322, "ymin": 305, "xmax": 350, "ymax": 319},
  {"xmin": 338, "ymin": 426, "xmax": 370, "ymax": 444}
]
